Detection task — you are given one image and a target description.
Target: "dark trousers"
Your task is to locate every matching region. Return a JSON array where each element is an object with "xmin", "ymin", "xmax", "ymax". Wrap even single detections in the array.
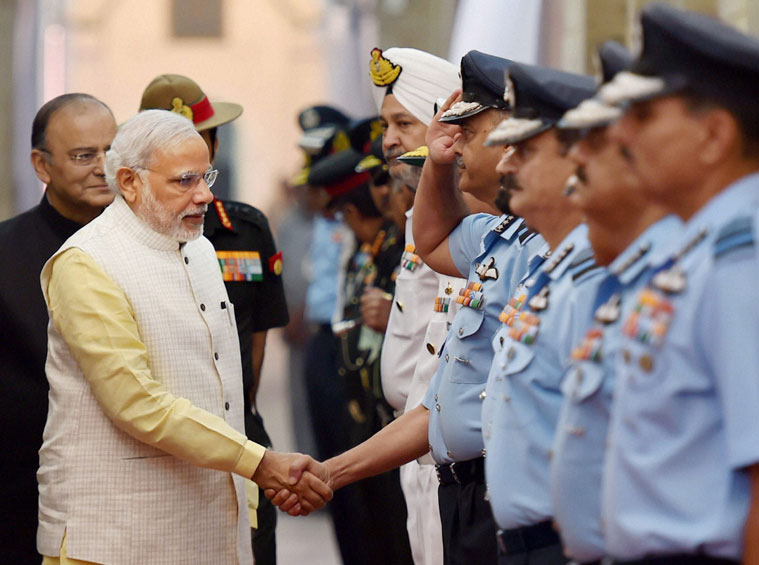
[
  {"xmin": 613, "ymin": 556, "xmax": 739, "ymax": 565},
  {"xmin": 438, "ymin": 478, "xmax": 498, "ymax": 565}
]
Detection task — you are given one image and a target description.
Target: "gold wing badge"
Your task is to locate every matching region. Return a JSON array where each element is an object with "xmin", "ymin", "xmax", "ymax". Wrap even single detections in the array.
[{"xmin": 370, "ymin": 48, "xmax": 402, "ymax": 87}]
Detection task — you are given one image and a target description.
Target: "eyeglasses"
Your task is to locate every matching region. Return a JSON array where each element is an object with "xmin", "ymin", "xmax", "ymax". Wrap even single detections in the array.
[
  {"xmin": 141, "ymin": 167, "xmax": 218, "ymax": 192},
  {"xmin": 40, "ymin": 149, "xmax": 107, "ymax": 167}
]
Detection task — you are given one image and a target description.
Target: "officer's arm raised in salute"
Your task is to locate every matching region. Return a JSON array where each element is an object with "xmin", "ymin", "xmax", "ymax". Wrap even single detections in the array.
[{"xmin": 412, "ymin": 90, "xmax": 470, "ymax": 277}]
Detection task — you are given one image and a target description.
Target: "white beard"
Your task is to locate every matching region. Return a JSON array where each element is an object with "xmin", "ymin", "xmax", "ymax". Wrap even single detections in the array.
[{"xmin": 136, "ymin": 177, "xmax": 207, "ymax": 242}]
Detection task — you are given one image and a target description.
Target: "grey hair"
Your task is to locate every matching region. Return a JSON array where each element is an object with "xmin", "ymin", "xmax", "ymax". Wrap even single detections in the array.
[{"xmin": 105, "ymin": 109, "xmax": 200, "ymax": 193}]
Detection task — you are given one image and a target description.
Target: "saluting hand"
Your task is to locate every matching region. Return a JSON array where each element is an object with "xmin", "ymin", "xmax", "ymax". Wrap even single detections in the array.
[{"xmin": 426, "ymin": 89, "xmax": 464, "ymax": 166}]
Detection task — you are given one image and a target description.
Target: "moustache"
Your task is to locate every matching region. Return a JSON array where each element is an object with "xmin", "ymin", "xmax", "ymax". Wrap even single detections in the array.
[
  {"xmin": 384, "ymin": 148, "xmax": 404, "ymax": 161},
  {"xmin": 501, "ymin": 172, "xmax": 520, "ymax": 191},
  {"xmin": 182, "ymin": 205, "xmax": 208, "ymax": 218}
]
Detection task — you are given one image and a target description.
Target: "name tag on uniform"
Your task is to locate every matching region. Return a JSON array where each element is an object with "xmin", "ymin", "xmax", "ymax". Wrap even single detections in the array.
[{"xmin": 216, "ymin": 251, "xmax": 263, "ymax": 282}]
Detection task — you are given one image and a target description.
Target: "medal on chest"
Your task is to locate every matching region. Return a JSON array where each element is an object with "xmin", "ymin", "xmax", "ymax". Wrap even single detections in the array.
[
  {"xmin": 456, "ymin": 282, "xmax": 484, "ymax": 309},
  {"xmin": 401, "ymin": 243, "xmax": 423, "ymax": 272},
  {"xmin": 216, "ymin": 250, "xmax": 263, "ymax": 282},
  {"xmin": 498, "ymin": 293, "xmax": 540, "ymax": 345},
  {"xmin": 622, "ymin": 287, "xmax": 675, "ymax": 347},
  {"xmin": 571, "ymin": 327, "xmax": 604, "ymax": 362}
]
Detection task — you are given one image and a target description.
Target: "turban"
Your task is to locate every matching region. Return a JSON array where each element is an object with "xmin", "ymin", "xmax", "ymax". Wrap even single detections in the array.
[{"xmin": 369, "ymin": 47, "xmax": 460, "ymax": 126}]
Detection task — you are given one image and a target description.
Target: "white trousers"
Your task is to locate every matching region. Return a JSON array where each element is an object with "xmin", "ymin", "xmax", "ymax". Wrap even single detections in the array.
[{"xmin": 400, "ymin": 459, "xmax": 444, "ymax": 565}]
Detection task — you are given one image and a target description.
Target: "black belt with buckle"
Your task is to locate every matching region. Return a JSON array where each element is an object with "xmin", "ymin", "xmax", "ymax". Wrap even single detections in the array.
[
  {"xmin": 497, "ymin": 520, "xmax": 561, "ymax": 555},
  {"xmin": 435, "ymin": 457, "xmax": 485, "ymax": 485}
]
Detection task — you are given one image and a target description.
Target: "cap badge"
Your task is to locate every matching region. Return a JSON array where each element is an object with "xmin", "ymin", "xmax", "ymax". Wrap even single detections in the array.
[
  {"xmin": 171, "ymin": 97, "xmax": 193, "ymax": 121},
  {"xmin": 301, "ymin": 108, "xmax": 320, "ymax": 129},
  {"xmin": 503, "ymin": 72, "xmax": 516, "ymax": 109},
  {"xmin": 369, "ymin": 48, "xmax": 402, "ymax": 87}
]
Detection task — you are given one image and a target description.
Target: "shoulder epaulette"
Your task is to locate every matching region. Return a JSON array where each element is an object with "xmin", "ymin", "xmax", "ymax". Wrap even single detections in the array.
[
  {"xmin": 518, "ymin": 226, "xmax": 536, "ymax": 244},
  {"xmin": 714, "ymin": 216, "xmax": 755, "ymax": 258},
  {"xmin": 568, "ymin": 247, "xmax": 594, "ymax": 270},
  {"xmin": 544, "ymin": 242, "xmax": 574, "ymax": 275},
  {"xmin": 572, "ymin": 261, "xmax": 603, "ymax": 281},
  {"xmin": 493, "ymin": 215, "xmax": 516, "ymax": 234},
  {"xmin": 224, "ymin": 200, "xmax": 267, "ymax": 221}
]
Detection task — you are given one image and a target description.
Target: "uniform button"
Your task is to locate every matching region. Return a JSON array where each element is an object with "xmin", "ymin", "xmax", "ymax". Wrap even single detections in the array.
[
  {"xmin": 356, "ymin": 357, "xmax": 364, "ymax": 367},
  {"xmin": 434, "ymin": 394, "xmax": 438, "ymax": 401},
  {"xmin": 446, "ymin": 450, "xmax": 452, "ymax": 457},
  {"xmin": 184, "ymin": 257, "xmax": 189, "ymax": 264},
  {"xmin": 481, "ymin": 448, "xmax": 487, "ymax": 457},
  {"xmin": 479, "ymin": 390, "xmax": 486, "ymax": 400},
  {"xmin": 428, "ymin": 443, "xmax": 433, "ymax": 452},
  {"xmin": 338, "ymin": 367, "xmax": 346, "ymax": 376},
  {"xmin": 426, "ymin": 343, "xmax": 436, "ymax": 355},
  {"xmin": 639, "ymin": 354, "xmax": 654, "ymax": 372},
  {"xmin": 214, "ymin": 352, "xmax": 219, "ymax": 360},
  {"xmin": 351, "ymin": 297, "xmax": 359, "ymax": 305},
  {"xmin": 225, "ymin": 402, "xmax": 230, "ymax": 410},
  {"xmin": 507, "ymin": 346, "xmax": 515, "ymax": 360},
  {"xmin": 503, "ymin": 394, "xmax": 510, "ymax": 402},
  {"xmin": 435, "ymin": 403, "xmax": 441, "ymax": 412},
  {"xmin": 458, "ymin": 327, "xmax": 464, "ymax": 336},
  {"xmin": 445, "ymin": 354, "xmax": 449, "ymax": 362},
  {"xmin": 200, "ymin": 303, "xmax": 206, "ymax": 311}
]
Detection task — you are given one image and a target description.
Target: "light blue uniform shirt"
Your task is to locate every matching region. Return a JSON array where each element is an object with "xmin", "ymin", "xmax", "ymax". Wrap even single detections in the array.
[
  {"xmin": 482, "ymin": 223, "xmax": 605, "ymax": 530},
  {"xmin": 603, "ymin": 173, "xmax": 759, "ymax": 560},
  {"xmin": 305, "ymin": 216, "xmax": 343, "ymax": 323},
  {"xmin": 550, "ymin": 215, "xmax": 682, "ymax": 563},
  {"xmin": 422, "ymin": 214, "xmax": 546, "ymax": 464}
]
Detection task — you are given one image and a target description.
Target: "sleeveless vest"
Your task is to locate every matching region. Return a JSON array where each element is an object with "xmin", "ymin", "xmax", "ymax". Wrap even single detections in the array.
[{"xmin": 38, "ymin": 196, "xmax": 252, "ymax": 565}]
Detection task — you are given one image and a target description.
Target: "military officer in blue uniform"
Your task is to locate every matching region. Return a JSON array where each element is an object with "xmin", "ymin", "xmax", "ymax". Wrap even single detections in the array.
[
  {"xmin": 308, "ymin": 139, "xmax": 413, "ymax": 565},
  {"xmin": 481, "ymin": 62, "xmax": 600, "ymax": 564},
  {"xmin": 412, "ymin": 51, "xmax": 548, "ymax": 564},
  {"xmin": 274, "ymin": 51, "xmax": 545, "ymax": 565},
  {"xmin": 548, "ymin": 41, "xmax": 683, "ymax": 565},
  {"xmin": 596, "ymin": 4, "xmax": 759, "ymax": 563},
  {"xmin": 139, "ymin": 74, "xmax": 289, "ymax": 565}
]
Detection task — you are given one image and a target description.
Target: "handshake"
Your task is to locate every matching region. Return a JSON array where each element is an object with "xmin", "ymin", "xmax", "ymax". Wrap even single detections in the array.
[{"xmin": 251, "ymin": 450, "xmax": 335, "ymax": 516}]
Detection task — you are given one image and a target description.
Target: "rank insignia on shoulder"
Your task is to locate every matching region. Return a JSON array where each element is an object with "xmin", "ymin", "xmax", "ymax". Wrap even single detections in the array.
[
  {"xmin": 475, "ymin": 256, "xmax": 499, "ymax": 281},
  {"xmin": 714, "ymin": 216, "xmax": 755, "ymax": 259},
  {"xmin": 571, "ymin": 327, "xmax": 604, "ymax": 362},
  {"xmin": 594, "ymin": 293, "xmax": 621, "ymax": 324},
  {"xmin": 269, "ymin": 251, "xmax": 283, "ymax": 275},
  {"xmin": 456, "ymin": 282, "xmax": 484, "ymax": 309},
  {"xmin": 401, "ymin": 243, "xmax": 423, "ymax": 272},
  {"xmin": 217, "ymin": 251, "xmax": 263, "ymax": 281},
  {"xmin": 493, "ymin": 215, "xmax": 515, "ymax": 234}
]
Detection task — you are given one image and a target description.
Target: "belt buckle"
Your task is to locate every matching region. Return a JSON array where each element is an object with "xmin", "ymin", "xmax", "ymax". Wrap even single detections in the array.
[{"xmin": 450, "ymin": 462, "xmax": 461, "ymax": 485}]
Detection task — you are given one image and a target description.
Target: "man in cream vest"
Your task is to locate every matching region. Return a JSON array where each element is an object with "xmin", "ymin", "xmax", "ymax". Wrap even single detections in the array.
[{"xmin": 38, "ymin": 110, "xmax": 331, "ymax": 565}]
